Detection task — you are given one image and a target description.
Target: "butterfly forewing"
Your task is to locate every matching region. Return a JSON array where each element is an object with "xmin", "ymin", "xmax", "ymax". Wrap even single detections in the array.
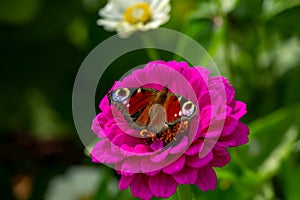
[
  {"xmin": 127, "ymin": 88, "xmax": 157, "ymax": 115},
  {"xmin": 109, "ymin": 88, "xmax": 157, "ymax": 128}
]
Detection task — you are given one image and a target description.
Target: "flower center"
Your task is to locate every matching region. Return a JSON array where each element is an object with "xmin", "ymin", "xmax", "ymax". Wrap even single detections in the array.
[
  {"xmin": 124, "ymin": 3, "xmax": 151, "ymax": 24},
  {"xmin": 142, "ymin": 121, "xmax": 190, "ymax": 146}
]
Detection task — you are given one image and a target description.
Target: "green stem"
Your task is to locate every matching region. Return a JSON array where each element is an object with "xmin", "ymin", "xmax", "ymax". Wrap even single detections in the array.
[
  {"xmin": 145, "ymin": 48, "xmax": 160, "ymax": 61},
  {"xmin": 176, "ymin": 185, "xmax": 193, "ymax": 200},
  {"xmin": 140, "ymin": 34, "xmax": 161, "ymax": 61}
]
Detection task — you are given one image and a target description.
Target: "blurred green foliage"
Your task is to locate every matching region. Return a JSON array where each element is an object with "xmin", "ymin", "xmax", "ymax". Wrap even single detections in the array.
[{"xmin": 1, "ymin": 0, "xmax": 300, "ymax": 199}]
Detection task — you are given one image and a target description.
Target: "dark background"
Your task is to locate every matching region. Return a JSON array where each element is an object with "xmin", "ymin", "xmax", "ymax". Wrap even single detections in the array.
[{"xmin": 1, "ymin": 0, "xmax": 300, "ymax": 199}]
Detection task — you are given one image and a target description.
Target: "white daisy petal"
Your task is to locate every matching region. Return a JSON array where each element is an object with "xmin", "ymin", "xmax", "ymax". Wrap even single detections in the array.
[
  {"xmin": 116, "ymin": 23, "xmax": 137, "ymax": 38},
  {"xmin": 150, "ymin": 0, "xmax": 161, "ymax": 10},
  {"xmin": 109, "ymin": 0, "xmax": 130, "ymax": 11},
  {"xmin": 152, "ymin": 0, "xmax": 170, "ymax": 13},
  {"xmin": 97, "ymin": 19, "xmax": 119, "ymax": 31},
  {"xmin": 99, "ymin": 2, "xmax": 123, "ymax": 19},
  {"xmin": 100, "ymin": 2, "xmax": 121, "ymax": 14},
  {"xmin": 97, "ymin": 0, "xmax": 171, "ymax": 37},
  {"xmin": 142, "ymin": 16, "xmax": 170, "ymax": 30},
  {"xmin": 152, "ymin": 5, "xmax": 171, "ymax": 19},
  {"xmin": 99, "ymin": 12, "xmax": 123, "ymax": 21}
]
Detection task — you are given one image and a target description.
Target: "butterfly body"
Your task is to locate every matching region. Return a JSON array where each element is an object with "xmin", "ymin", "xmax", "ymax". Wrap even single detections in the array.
[{"xmin": 108, "ymin": 87, "xmax": 196, "ymax": 144}]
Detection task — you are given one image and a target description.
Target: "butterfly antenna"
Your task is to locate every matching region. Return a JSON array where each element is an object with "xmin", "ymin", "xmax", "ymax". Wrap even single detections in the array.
[{"xmin": 164, "ymin": 85, "xmax": 169, "ymax": 92}]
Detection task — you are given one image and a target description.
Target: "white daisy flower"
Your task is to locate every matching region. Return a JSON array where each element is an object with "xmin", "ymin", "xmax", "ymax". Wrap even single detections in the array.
[
  {"xmin": 45, "ymin": 166, "xmax": 118, "ymax": 200},
  {"xmin": 97, "ymin": 0, "xmax": 171, "ymax": 38}
]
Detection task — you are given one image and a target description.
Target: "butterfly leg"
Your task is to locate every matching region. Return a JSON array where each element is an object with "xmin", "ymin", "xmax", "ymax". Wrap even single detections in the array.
[
  {"xmin": 140, "ymin": 129, "xmax": 156, "ymax": 138},
  {"xmin": 179, "ymin": 121, "xmax": 189, "ymax": 132}
]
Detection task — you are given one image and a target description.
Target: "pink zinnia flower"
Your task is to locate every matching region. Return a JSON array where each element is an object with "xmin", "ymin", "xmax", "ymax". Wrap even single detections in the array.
[{"xmin": 91, "ymin": 61, "xmax": 249, "ymax": 199}]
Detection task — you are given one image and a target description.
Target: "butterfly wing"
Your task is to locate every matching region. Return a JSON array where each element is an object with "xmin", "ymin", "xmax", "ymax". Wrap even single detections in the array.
[
  {"xmin": 164, "ymin": 94, "xmax": 181, "ymax": 124},
  {"xmin": 164, "ymin": 93, "xmax": 197, "ymax": 125},
  {"xmin": 108, "ymin": 87, "xmax": 197, "ymax": 135},
  {"xmin": 108, "ymin": 88, "xmax": 157, "ymax": 129}
]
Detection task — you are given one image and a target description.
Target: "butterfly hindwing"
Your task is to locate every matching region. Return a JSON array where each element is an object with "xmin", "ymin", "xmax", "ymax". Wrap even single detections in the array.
[
  {"xmin": 164, "ymin": 94, "xmax": 181, "ymax": 124},
  {"xmin": 164, "ymin": 94, "xmax": 197, "ymax": 125}
]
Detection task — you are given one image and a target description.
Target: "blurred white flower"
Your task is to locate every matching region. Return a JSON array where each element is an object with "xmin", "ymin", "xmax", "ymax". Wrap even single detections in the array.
[
  {"xmin": 45, "ymin": 166, "xmax": 117, "ymax": 200},
  {"xmin": 97, "ymin": 0, "xmax": 171, "ymax": 38}
]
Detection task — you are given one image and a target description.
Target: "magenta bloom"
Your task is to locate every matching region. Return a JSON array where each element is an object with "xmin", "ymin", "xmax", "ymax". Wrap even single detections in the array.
[{"xmin": 91, "ymin": 61, "xmax": 249, "ymax": 199}]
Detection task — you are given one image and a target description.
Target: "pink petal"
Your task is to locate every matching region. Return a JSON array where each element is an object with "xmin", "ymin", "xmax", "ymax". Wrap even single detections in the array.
[
  {"xmin": 149, "ymin": 173, "xmax": 178, "ymax": 198},
  {"xmin": 219, "ymin": 122, "xmax": 249, "ymax": 147},
  {"xmin": 185, "ymin": 139, "xmax": 203, "ymax": 156},
  {"xmin": 144, "ymin": 169, "xmax": 161, "ymax": 176},
  {"xmin": 134, "ymin": 144, "xmax": 152, "ymax": 153},
  {"xmin": 170, "ymin": 136, "xmax": 188, "ymax": 154},
  {"xmin": 112, "ymin": 133, "xmax": 142, "ymax": 149},
  {"xmin": 90, "ymin": 140, "xmax": 123, "ymax": 164},
  {"xmin": 198, "ymin": 91, "xmax": 211, "ymax": 109},
  {"xmin": 141, "ymin": 157, "xmax": 163, "ymax": 174},
  {"xmin": 172, "ymin": 166, "xmax": 198, "ymax": 184},
  {"xmin": 195, "ymin": 166, "xmax": 217, "ymax": 191},
  {"xmin": 91, "ymin": 115, "xmax": 105, "ymax": 138},
  {"xmin": 130, "ymin": 174, "xmax": 153, "ymax": 200},
  {"xmin": 162, "ymin": 155, "xmax": 186, "ymax": 174},
  {"xmin": 93, "ymin": 111, "xmax": 112, "ymax": 130},
  {"xmin": 150, "ymin": 139, "xmax": 164, "ymax": 151},
  {"xmin": 119, "ymin": 144, "xmax": 134, "ymax": 153},
  {"xmin": 150, "ymin": 148, "xmax": 171, "ymax": 162},
  {"xmin": 186, "ymin": 151, "xmax": 213, "ymax": 168},
  {"xmin": 103, "ymin": 123, "xmax": 119, "ymax": 141},
  {"xmin": 189, "ymin": 67, "xmax": 210, "ymax": 98},
  {"xmin": 211, "ymin": 145, "xmax": 231, "ymax": 167},
  {"xmin": 119, "ymin": 157, "xmax": 142, "ymax": 173},
  {"xmin": 221, "ymin": 117, "xmax": 239, "ymax": 137},
  {"xmin": 225, "ymin": 82, "xmax": 235, "ymax": 104},
  {"xmin": 119, "ymin": 175, "xmax": 135, "ymax": 190},
  {"xmin": 230, "ymin": 100, "xmax": 247, "ymax": 119},
  {"xmin": 209, "ymin": 77, "xmax": 234, "ymax": 104},
  {"xmin": 200, "ymin": 105, "xmax": 212, "ymax": 130},
  {"xmin": 99, "ymin": 95, "xmax": 109, "ymax": 111}
]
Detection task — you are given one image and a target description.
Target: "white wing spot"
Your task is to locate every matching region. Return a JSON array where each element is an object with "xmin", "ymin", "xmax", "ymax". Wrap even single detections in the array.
[
  {"xmin": 178, "ymin": 111, "xmax": 182, "ymax": 116},
  {"xmin": 112, "ymin": 88, "xmax": 130, "ymax": 103},
  {"xmin": 182, "ymin": 101, "xmax": 195, "ymax": 117}
]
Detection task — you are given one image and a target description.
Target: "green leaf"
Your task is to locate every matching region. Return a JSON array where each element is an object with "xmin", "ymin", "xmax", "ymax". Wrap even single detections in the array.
[
  {"xmin": 231, "ymin": 0, "xmax": 264, "ymax": 19},
  {"xmin": 280, "ymin": 161, "xmax": 300, "ymax": 200},
  {"xmin": 257, "ymin": 125, "xmax": 298, "ymax": 180},
  {"xmin": 267, "ymin": 6, "xmax": 300, "ymax": 38},
  {"xmin": 262, "ymin": 0, "xmax": 300, "ymax": 19},
  {"xmin": 281, "ymin": 63, "xmax": 300, "ymax": 105},
  {"xmin": 237, "ymin": 104, "xmax": 300, "ymax": 169},
  {"xmin": 190, "ymin": 2, "xmax": 217, "ymax": 20},
  {"xmin": 217, "ymin": 0, "xmax": 240, "ymax": 14},
  {"xmin": 182, "ymin": 19, "xmax": 213, "ymax": 49}
]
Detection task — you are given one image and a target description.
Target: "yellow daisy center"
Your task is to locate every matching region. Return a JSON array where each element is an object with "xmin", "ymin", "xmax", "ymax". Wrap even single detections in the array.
[{"xmin": 124, "ymin": 3, "xmax": 151, "ymax": 24}]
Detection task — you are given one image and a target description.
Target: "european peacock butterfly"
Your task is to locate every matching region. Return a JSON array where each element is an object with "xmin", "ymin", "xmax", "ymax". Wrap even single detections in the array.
[{"xmin": 108, "ymin": 86, "xmax": 197, "ymax": 144}]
